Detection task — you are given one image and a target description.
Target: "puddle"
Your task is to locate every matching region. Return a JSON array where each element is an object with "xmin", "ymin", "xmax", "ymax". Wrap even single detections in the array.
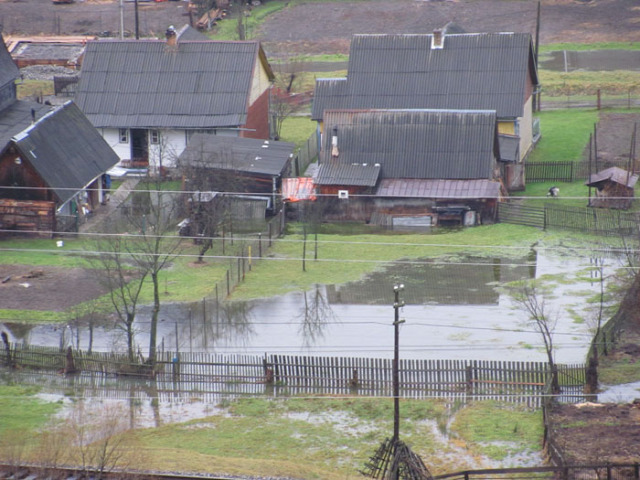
[{"xmin": 598, "ymin": 381, "xmax": 640, "ymax": 403}]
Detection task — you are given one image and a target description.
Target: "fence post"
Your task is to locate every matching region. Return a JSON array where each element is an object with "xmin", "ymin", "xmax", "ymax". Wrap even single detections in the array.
[
  {"xmin": 268, "ymin": 223, "xmax": 272, "ymax": 247},
  {"xmin": 597, "ymin": 89, "xmax": 601, "ymax": 110},
  {"xmin": 465, "ymin": 365, "xmax": 473, "ymax": 394},
  {"xmin": 258, "ymin": 233, "xmax": 262, "ymax": 258},
  {"xmin": 226, "ymin": 270, "xmax": 230, "ymax": 296}
]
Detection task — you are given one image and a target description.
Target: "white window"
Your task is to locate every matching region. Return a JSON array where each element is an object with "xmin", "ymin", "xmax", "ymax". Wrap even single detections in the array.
[
  {"xmin": 119, "ymin": 129, "xmax": 129, "ymax": 143},
  {"xmin": 150, "ymin": 130, "xmax": 160, "ymax": 144}
]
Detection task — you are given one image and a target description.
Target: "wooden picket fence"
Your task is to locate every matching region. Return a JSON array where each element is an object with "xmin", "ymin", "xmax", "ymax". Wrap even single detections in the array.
[{"xmin": 2, "ymin": 343, "xmax": 586, "ymax": 404}]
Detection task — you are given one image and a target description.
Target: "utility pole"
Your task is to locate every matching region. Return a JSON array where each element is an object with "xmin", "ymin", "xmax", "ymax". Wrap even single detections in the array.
[{"xmin": 392, "ymin": 283, "xmax": 405, "ymax": 442}]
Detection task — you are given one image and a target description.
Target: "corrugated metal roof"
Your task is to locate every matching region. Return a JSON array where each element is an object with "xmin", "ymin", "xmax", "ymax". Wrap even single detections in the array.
[
  {"xmin": 376, "ymin": 178, "xmax": 502, "ymax": 198},
  {"xmin": 586, "ymin": 166, "xmax": 639, "ymax": 188},
  {"xmin": 179, "ymin": 134, "xmax": 295, "ymax": 176},
  {"xmin": 12, "ymin": 102, "xmax": 120, "ymax": 205},
  {"xmin": 0, "ymin": 37, "xmax": 19, "ymax": 89},
  {"xmin": 311, "ymin": 78, "xmax": 348, "ymax": 120},
  {"xmin": 314, "ymin": 162, "xmax": 381, "ymax": 186},
  {"xmin": 75, "ymin": 40, "xmax": 267, "ymax": 128},
  {"xmin": 312, "ymin": 33, "xmax": 537, "ymax": 121},
  {"xmin": 0, "ymin": 100, "xmax": 52, "ymax": 150},
  {"xmin": 321, "ymin": 109, "xmax": 498, "ymax": 180}
]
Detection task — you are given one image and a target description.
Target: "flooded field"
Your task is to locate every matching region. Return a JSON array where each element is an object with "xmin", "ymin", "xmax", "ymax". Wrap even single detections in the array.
[{"xmin": 3, "ymin": 250, "xmax": 613, "ymax": 364}]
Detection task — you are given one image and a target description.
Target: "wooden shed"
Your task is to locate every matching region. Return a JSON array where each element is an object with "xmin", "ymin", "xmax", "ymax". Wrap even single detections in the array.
[{"xmin": 586, "ymin": 166, "xmax": 638, "ymax": 210}]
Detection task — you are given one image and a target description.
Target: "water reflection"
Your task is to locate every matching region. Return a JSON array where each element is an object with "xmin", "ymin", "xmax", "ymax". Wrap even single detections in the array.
[{"xmin": 3, "ymin": 252, "xmax": 612, "ymax": 363}]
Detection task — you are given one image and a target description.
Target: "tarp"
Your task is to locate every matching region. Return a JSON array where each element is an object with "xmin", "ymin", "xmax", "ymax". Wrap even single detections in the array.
[{"xmin": 282, "ymin": 177, "xmax": 317, "ymax": 202}]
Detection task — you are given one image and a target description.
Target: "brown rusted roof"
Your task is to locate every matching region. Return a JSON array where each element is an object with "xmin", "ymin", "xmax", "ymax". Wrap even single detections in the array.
[
  {"xmin": 586, "ymin": 166, "xmax": 638, "ymax": 188},
  {"xmin": 376, "ymin": 178, "xmax": 502, "ymax": 198}
]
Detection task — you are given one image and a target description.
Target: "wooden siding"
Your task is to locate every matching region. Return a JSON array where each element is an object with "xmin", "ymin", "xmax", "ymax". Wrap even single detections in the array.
[{"xmin": 0, "ymin": 198, "xmax": 56, "ymax": 237}]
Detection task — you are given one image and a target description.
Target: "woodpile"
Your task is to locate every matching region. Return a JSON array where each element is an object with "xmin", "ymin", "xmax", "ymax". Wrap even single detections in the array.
[{"xmin": 196, "ymin": 8, "xmax": 226, "ymax": 30}]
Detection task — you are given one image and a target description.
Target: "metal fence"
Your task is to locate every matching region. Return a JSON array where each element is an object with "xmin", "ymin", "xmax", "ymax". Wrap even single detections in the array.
[
  {"xmin": 540, "ymin": 88, "xmax": 640, "ymax": 111},
  {"xmin": 498, "ymin": 202, "xmax": 640, "ymax": 236},
  {"xmin": 296, "ymin": 131, "xmax": 319, "ymax": 175}
]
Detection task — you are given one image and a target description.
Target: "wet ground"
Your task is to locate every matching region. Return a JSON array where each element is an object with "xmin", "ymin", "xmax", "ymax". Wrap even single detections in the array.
[{"xmin": 3, "ymin": 250, "xmax": 612, "ymax": 364}]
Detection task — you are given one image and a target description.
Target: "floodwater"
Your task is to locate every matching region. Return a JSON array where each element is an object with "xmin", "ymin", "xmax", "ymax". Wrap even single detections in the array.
[{"xmin": 2, "ymin": 250, "xmax": 613, "ymax": 364}]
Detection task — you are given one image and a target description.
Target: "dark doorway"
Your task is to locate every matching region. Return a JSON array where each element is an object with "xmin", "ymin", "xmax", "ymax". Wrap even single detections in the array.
[{"xmin": 130, "ymin": 129, "xmax": 149, "ymax": 166}]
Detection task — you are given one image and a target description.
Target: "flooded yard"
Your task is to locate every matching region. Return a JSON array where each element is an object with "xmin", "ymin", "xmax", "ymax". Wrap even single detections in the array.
[{"xmin": 3, "ymin": 249, "xmax": 613, "ymax": 364}]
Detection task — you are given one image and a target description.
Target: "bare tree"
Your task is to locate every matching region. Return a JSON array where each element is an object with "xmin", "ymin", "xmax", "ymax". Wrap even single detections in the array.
[
  {"xmin": 178, "ymin": 139, "xmax": 241, "ymax": 262},
  {"xmin": 89, "ymin": 232, "xmax": 149, "ymax": 362},
  {"xmin": 510, "ymin": 280, "xmax": 560, "ymax": 394},
  {"xmin": 270, "ymin": 49, "xmax": 305, "ymax": 141},
  {"xmin": 126, "ymin": 176, "xmax": 183, "ymax": 366},
  {"xmin": 66, "ymin": 402, "xmax": 137, "ymax": 478}
]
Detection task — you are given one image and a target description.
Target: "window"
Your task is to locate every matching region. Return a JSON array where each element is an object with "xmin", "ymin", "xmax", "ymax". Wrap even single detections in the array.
[
  {"xmin": 119, "ymin": 129, "xmax": 129, "ymax": 143},
  {"xmin": 150, "ymin": 130, "xmax": 160, "ymax": 144}
]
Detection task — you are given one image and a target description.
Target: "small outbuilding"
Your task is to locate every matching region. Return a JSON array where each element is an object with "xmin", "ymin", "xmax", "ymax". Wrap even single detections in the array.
[
  {"xmin": 178, "ymin": 134, "xmax": 297, "ymax": 214},
  {"xmin": 586, "ymin": 166, "xmax": 638, "ymax": 210}
]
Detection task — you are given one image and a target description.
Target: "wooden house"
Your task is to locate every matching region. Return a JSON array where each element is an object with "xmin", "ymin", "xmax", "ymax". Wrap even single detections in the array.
[
  {"xmin": 313, "ymin": 109, "xmax": 506, "ymax": 227},
  {"xmin": 312, "ymin": 31, "xmax": 539, "ymax": 191},
  {"xmin": 74, "ymin": 27, "xmax": 274, "ymax": 174},
  {"xmin": 0, "ymin": 102, "xmax": 120, "ymax": 236},
  {"xmin": 586, "ymin": 166, "xmax": 638, "ymax": 210},
  {"xmin": 0, "ymin": 36, "xmax": 119, "ymax": 236}
]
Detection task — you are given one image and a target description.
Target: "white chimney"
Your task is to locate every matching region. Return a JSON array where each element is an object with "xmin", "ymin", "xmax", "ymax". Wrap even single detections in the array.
[
  {"xmin": 331, "ymin": 126, "xmax": 339, "ymax": 158},
  {"xmin": 432, "ymin": 29, "xmax": 444, "ymax": 50}
]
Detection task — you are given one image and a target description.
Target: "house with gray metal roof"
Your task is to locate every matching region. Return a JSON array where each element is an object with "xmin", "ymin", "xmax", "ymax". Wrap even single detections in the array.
[
  {"xmin": 313, "ymin": 109, "xmax": 506, "ymax": 226},
  {"xmin": 75, "ymin": 27, "xmax": 274, "ymax": 173},
  {"xmin": 0, "ymin": 101, "xmax": 120, "ymax": 236},
  {"xmin": 0, "ymin": 36, "xmax": 119, "ymax": 236},
  {"xmin": 312, "ymin": 31, "xmax": 539, "ymax": 190}
]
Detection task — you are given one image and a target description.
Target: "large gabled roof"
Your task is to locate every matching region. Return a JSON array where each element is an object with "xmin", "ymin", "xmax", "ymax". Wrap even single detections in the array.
[
  {"xmin": 75, "ymin": 39, "xmax": 273, "ymax": 129},
  {"xmin": 321, "ymin": 109, "xmax": 499, "ymax": 180},
  {"xmin": 0, "ymin": 36, "xmax": 19, "ymax": 89},
  {"xmin": 312, "ymin": 32, "xmax": 538, "ymax": 121},
  {"xmin": 179, "ymin": 134, "xmax": 295, "ymax": 177},
  {"xmin": 12, "ymin": 101, "xmax": 119, "ymax": 205}
]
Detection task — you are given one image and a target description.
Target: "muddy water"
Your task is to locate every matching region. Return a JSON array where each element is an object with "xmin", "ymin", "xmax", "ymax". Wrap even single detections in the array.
[{"xmin": 5, "ymin": 251, "xmax": 611, "ymax": 364}]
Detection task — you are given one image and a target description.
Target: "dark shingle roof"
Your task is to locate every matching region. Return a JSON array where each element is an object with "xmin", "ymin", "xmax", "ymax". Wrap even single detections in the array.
[
  {"xmin": 312, "ymin": 33, "xmax": 537, "ymax": 121},
  {"xmin": 314, "ymin": 162, "xmax": 381, "ymax": 187},
  {"xmin": 0, "ymin": 100, "xmax": 52, "ymax": 151},
  {"xmin": 321, "ymin": 109, "xmax": 498, "ymax": 180},
  {"xmin": 0, "ymin": 36, "xmax": 19, "ymax": 89},
  {"xmin": 178, "ymin": 134, "xmax": 295, "ymax": 176},
  {"xmin": 75, "ymin": 40, "xmax": 271, "ymax": 129},
  {"xmin": 12, "ymin": 101, "xmax": 119, "ymax": 204}
]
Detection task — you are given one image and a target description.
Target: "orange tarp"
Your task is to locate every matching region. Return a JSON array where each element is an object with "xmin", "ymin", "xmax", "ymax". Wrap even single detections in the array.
[{"xmin": 282, "ymin": 177, "xmax": 317, "ymax": 202}]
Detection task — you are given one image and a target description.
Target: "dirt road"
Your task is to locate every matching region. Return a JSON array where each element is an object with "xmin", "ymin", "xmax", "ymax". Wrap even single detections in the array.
[{"xmin": 1, "ymin": 0, "xmax": 639, "ymax": 56}]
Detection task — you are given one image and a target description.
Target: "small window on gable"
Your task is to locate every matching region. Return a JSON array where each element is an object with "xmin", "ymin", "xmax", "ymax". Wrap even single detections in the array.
[
  {"xmin": 119, "ymin": 129, "xmax": 129, "ymax": 143},
  {"xmin": 150, "ymin": 130, "xmax": 160, "ymax": 144}
]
